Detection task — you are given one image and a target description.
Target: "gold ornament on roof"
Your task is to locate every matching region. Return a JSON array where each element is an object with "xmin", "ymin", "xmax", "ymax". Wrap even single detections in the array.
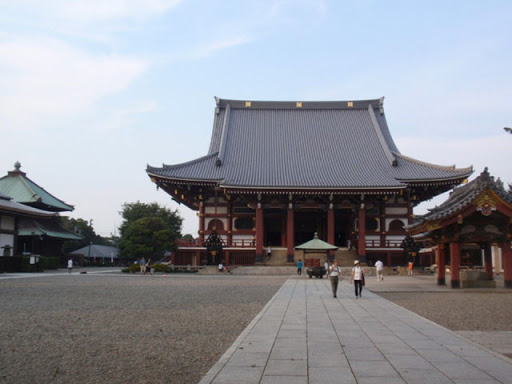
[
  {"xmin": 426, "ymin": 220, "xmax": 441, "ymax": 231},
  {"xmin": 475, "ymin": 192, "xmax": 497, "ymax": 217}
]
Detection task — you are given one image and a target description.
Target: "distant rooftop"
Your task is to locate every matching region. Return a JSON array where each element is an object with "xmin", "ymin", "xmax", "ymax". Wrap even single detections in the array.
[{"xmin": 0, "ymin": 162, "xmax": 74, "ymax": 212}]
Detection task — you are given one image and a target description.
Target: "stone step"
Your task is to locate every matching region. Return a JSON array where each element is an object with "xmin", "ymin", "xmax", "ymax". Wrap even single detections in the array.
[
  {"xmin": 261, "ymin": 248, "xmax": 359, "ymax": 266},
  {"xmin": 231, "ymin": 266, "xmax": 296, "ymax": 275}
]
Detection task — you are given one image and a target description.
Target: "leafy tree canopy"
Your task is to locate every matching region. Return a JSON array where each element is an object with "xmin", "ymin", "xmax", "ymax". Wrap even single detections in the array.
[
  {"xmin": 60, "ymin": 217, "xmax": 110, "ymax": 254},
  {"xmin": 118, "ymin": 201, "xmax": 182, "ymax": 260}
]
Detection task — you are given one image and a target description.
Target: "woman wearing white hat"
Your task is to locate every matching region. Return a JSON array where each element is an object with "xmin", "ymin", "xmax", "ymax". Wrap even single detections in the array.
[{"xmin": 350, "ymin": 260, "xmax": 364, "ymax": 298}]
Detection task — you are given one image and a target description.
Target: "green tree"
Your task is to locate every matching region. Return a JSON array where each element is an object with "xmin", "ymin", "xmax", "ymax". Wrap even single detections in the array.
[
  {"xmin": 60, "ymin": 217, "xmax": 109, "ymax": 254},
  {"xmin": 118, "ymin": 201, "xmax": 182, "ymax": 260}
]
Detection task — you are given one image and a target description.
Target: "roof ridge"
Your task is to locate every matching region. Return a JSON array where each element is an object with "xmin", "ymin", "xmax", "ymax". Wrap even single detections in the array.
[
  {"xmin": 215, "ymin": 97, "xmax": 384, "ymax": 110},
  {"xmin": 216, "ymin": 104, "xmax": 231, "ymax": 166},
  {"xmin": 368, "ymin": 104, "xmax": 397, "ymax": 166}
]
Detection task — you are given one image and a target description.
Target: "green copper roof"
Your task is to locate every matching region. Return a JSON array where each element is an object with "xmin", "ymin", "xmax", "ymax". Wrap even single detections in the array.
[
  {"xmin": 0, "ymin": 162, "xmax": 74, "ymax": 212},
  {"xmin": 295, "ymin": 232, "xmax": 338, "ymax": 251},
  {"xmin": 17, "ymin": 218, "xmax": 82, "ymax": 240}
]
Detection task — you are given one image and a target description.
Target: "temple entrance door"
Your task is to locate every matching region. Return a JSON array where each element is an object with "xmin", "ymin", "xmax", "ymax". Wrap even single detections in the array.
[
  {"xmin": 204, "ymin": 229, "xmax": 224, "ymax": 266},
  {"xmin": 295, "ymin": 211, "xmax": 321, "ymax": 246},
  {"xmin": 335, "ymin": 210, "xmax": 352, "ymax": 247},
  {"xmin": 207, "ymin": 250, "xmax": 222, "ymax": 265},
  {"xmin": 264, "ymin": 210, "xmax": 283, "ymax": 246}
]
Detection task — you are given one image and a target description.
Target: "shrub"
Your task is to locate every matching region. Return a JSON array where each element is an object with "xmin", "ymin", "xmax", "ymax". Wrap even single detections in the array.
[
  {"xmin": 0, "ymin": 256, "xmax": 23, "ymax": 272},
  {"xmin": 122, "ymin": 263, "xmax": 140, "ymax": 273}
]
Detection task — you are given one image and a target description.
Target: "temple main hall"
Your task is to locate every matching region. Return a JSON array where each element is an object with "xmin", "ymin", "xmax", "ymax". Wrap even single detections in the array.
[{"xmin": 147, "ymin": 97, "xmax": 472, "ymax": 267}]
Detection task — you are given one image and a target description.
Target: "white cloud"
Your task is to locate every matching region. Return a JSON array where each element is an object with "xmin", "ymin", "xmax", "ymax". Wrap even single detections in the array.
[
  {"xmin": 1, "ymin": 0, "xmax": 183, "ymax": 25},
  {"xmin": 0, "ymin": 36, "xmax": 148, "ymax": 131},
  {"xmin": 200, "ymin": 35, "xmax": 251, "ymax": 58}
]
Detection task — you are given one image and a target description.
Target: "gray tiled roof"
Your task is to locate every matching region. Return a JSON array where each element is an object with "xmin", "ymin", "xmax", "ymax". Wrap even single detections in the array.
[
  {"xmin": 147, "ymin": 98, "xmax": 472, "ymax": 190},
  {"xmin": 410, "ymin": 168, "xmax": 512, "ymax": 226}
]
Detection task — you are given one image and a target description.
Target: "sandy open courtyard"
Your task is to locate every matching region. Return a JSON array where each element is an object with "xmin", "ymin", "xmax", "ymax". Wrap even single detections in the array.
[
  {"xmin": 0, "ymin": 272, "xmax": 287, "ymax": 384},
  {"xmin": 1, "ymin": 271, "xmax": 511, "ymax": 384}
]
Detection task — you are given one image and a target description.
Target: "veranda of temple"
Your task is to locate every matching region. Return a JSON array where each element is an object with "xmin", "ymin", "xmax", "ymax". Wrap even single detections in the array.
[{"xmin": 147, "ymin": 97, "xmax": 473, "ymax": 268}]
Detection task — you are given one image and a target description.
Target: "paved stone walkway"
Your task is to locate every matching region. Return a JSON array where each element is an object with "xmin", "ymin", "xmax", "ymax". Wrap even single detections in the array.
[{"xmin": 200, "ymin": 278, "xmax": 512, "ymax": 384}]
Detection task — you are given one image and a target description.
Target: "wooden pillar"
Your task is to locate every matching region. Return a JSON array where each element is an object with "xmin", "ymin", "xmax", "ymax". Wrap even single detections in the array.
[
  {"xmin": 386, "ymin": 252, "xmax": 392, "ymax": 267},
  {"xmin": 199, "ymin": 201, "xmax": 205, "ymax": 246},
  {"xmin": 287, "ymin": 200, "xmax": 295, "ymax": 262},
  {"xmin": 501, "ymin": 241, "xmax": 512, "ymax": 288},
  {"xmin": 281, "ymin": 212, "xmax": 287, "ymax": 247},
  {"xmin": 227, "ymin": 199, "xmax": 233, "ymax": 247},
  {"xmin": 493, "ymin": 244, "xmax": 501, "ymax": 275},
  {"xmin": 483, "ymin": 244, "xmax": 493, "ymax": 280},
  {"xmin": 327, "ymin": 201, "xmax": 335, "ymax": 260},
  {"xmin": 255, "ymin": 196, "xmax": 263, "ymax": 262},
  {"xmin": 379, "ymin": 201, "xmax": 386, "ymax": 247},
  {"xmin": 437, "ymin": 244, "xmax": 446, "ymax": 285},
  {"xmin": 450, "ymin": 242, "xmax": 461, "ymax": 288},
  {"xmin": 225, "ymin": 251, "xmax": 230, "ymax": 266},
  {"xmin": 357, "ymin": 199, "xmax": 366, "ymax": 261}
]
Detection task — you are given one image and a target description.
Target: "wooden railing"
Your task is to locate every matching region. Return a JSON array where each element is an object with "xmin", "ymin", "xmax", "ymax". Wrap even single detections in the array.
[
  {"xmin": 176, "ymin": 239, "xmax": 255, "ymax": 248},
  {"xmin": 365, "ymin": 240, "xmax": 403, "ymax": 248}
]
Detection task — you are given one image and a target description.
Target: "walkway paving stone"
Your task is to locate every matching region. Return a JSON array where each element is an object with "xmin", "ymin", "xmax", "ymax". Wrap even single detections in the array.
[{"xmin": 200, "ymin": 278, "xmax": 512, "ymax": 384}]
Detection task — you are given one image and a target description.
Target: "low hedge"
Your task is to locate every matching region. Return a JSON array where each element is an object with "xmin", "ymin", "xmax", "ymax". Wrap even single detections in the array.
[
  {"xmin": 0, "ymin": 255, "xmax": 60, "ymax": 273},
  {"xmin": 0, "ymin": 256, "xmax": 23, "ymax": 273}
]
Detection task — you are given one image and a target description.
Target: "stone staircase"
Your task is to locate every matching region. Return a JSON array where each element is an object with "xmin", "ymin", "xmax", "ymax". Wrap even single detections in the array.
[
  {"xmin": 231, "ymin": 266, "xmax": 296, "ymax": 276},
  {"xmin": 259, "ymin": 247, "xmax": 359, "ymax": 266}
]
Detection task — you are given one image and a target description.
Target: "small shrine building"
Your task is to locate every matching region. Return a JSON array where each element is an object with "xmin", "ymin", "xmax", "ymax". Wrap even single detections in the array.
[
  {"xmin": 408, "ymin": 168, "xmax": 512, "ymax": 288},
  {"xmin": 0, "ymin": 162, "xmax": 81, "ymax": 259},
  {"xmin": 147, "ymin": 97, "xmax": 472, "ymax": 267}
]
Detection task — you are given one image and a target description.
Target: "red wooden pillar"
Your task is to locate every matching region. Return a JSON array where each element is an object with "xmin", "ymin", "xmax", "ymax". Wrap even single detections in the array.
[
  {"xmin": 227, "ymin": 199, "xmax": 233, "ymax": 247},
  {"xmin": 450, "ymin": 242, "xmax": 461, "ymax": 288},
  {"xmin": 225, "ymin": 198, "xmax": 232, "ymax": 267},
  {"xmin": 437, "ymin": 244, "xmax": 446, "ymax": 285},
  {"xmin": 327, "ymin": 202, "xmax": 335, "ymax": 260},
  {"xmin": 379, "ymin": 202, "xmax": 386, "ymax": 247},
  {"xmin": 255, "ymin": 197, "xmax": 264, "ymax": 263},
  {"xmin": 281, "ymin": 213, "xmax": 287, "ymax": 247},
  {"xmin": 483, "ymin": 244, "xmax": 493, "ymax": 280},
  {"xmin": 287, "ymin": 202, "xmax": 294, "ymax": 262},
  {"xmin": 386, "ymin": 252, "xmax": 392, "ymax": 267},
  {"xmin": 199, "ymin": 201, "xmax": 205, "ymax": 246},
  {"xmin": 501, "ymin": 241, "xmax": 512, "ymax": 288},
  {"xmin": 358, "ymin": 201, "xmax": 366, "ymax": 261}
]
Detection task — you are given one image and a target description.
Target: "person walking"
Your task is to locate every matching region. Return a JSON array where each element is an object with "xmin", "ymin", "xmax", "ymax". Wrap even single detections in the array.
[
  {"xmin": 351, "ymin": 260, "xmax": 364, "ymax": 298},
  {"xmin": 408, "ymin": 261, "xmax": 414, "ymax": 276},
  {"xmin": 375, "ymin": 259, "xmax": 384, "ymax": 281},
  {"xmin": 67, "ymin": 258, "xmax": 73, "ymax": 274},
  {"xmin": 329, "ymin": 260, "xmax": 342, "ymax": 298},
  {"xmin": 297, "ymin": 259, "xmax": 303, "ymax": 275}
]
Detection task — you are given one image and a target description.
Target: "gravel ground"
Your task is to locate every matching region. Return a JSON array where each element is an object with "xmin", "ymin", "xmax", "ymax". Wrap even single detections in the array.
[
  {"xmin": 376, "ymin": 291, "xmax": 512, "ymax": 331},
  {"xmin": 2, "ymin": 272, "xmax": 511, "ymax": 384},
  {"xmin": 0, "ymin": 273, "xmax": 287, "ymax": 384}
]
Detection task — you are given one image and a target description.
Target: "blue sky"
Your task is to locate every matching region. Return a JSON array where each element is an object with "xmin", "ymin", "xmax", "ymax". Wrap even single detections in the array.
[{"xmin": 0, "ymin": 0, "xmax": 510, "ymax": 237}]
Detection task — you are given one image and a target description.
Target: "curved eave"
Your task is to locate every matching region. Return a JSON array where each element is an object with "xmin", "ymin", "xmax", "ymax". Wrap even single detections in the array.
[
  {"xmin": 148, "ymin": 174, "xmax": 223, "ymax": 186},
  {"xmin": 395, "ymin": 153, "xmax": 473, "ymax": 173},
  {"xmin": 397, "ymin": 175, "xmax": 471, "ymax": 185}
]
